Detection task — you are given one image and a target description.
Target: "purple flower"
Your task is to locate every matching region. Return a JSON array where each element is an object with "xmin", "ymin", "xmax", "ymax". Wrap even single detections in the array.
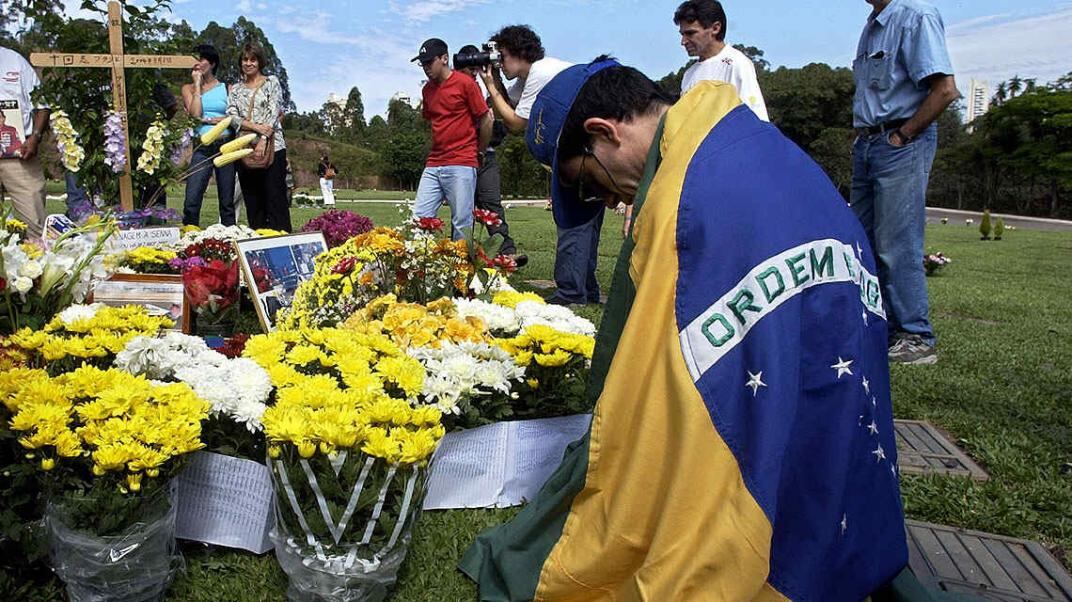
[
  {"xmin": 169, "ymin": 256, "xmax": 207, "ymax": 272},
  {"xmin": 67, "ymin": 198, "xmax": 96, "ymax": 223},
  {"xmin": 103, "ymin": 111, "xmax": 127, "ymax": 174},
  {"xmin": 170, "ymin": 128, "xmax": 193, "ymax": 166},
  {"xmin": 300, "ymin": 210, "xmax": 374, "ymax": 248}
]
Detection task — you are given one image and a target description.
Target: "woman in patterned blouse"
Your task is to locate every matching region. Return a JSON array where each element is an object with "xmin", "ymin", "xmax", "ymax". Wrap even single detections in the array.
[{"xmin": 226, "ymin": 41, "xmax": 292, "ymax": 232}]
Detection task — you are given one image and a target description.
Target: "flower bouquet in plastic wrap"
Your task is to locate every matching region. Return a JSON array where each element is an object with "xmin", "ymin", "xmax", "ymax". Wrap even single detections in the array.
[
  {"xmin": 0, "ymin": 204, "xmax": 116, "ymax": 334},
  {"xmin": 244, "ymin": 328, "xmax": 445, "ymax": 602},
  {"xmin": 0, "ymin": 362, "xmax": 209, "ymax": 601}
]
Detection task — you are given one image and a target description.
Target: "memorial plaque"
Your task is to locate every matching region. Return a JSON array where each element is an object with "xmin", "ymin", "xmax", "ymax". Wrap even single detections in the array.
[
  {"xmin": 894, "ymin": 419, "xmax": 989, "ymax": 481},
  {"xmin": 907, "ymin": 520, "xmax": 1072, "ymax": 601}
]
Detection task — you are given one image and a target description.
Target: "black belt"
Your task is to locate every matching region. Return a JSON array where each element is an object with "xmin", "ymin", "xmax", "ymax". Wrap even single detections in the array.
[{"xmin": 857, "ymin": 119, "xmax": 908, "ymax": 137}]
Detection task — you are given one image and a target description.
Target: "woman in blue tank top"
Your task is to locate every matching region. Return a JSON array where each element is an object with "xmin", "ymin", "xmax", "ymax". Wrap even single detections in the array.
[{"xmin": 181, "ymin": 44, "xmax": 236, "ymax": 227}]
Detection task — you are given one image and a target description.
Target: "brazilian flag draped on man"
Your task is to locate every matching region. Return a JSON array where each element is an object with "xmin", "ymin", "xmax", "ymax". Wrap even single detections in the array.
[{"xmin": 461, "ymin": 60, "xmax": 912, "ymax": 601}]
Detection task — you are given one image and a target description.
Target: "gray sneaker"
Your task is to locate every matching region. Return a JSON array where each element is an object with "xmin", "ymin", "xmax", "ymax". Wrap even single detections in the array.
[{"xmin": 888, "ymin": 335, "xmax": 938, "ymax": 365}]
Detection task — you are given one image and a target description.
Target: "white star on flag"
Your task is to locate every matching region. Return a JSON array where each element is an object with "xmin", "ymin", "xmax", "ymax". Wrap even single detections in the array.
[
  {"xmin": 891, "ymin": 464, "xmax": 897, "ymax": 477},
  {"xmin": 871, "ymin": 395, "xmax": 877, "ymax": 407},
  {"xmin": 862, "ymin": 309, "xmax": 869, "ymax": 325},
  {"xmin": 831, "ymin": 357, "xmax": 854, "ymax": 379},
  {"xmin": 872, "ymin": 444, "xmax": 886, "ymax": 462},
  {"xmin": 867, "ymin": 420, "xmax": 879, "ymax": 436},
  {"xmin": 745, "ymin": 371, "xmax": 767, "ymax": 397},
  {"xmin": 862, "ymin": 376, "xmax": 870, "ymax": 394},
  {"xmin": 856, "ymin": 241, "xmax": 864, "ymax": 257},
  {"xmin": 840, "ymin": 514, "xmax": 848, "ymax": 535}
]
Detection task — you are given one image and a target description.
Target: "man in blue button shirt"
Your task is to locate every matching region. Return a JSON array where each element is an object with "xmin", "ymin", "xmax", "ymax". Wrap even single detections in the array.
[{"xmin": 851, "ymin": 0, "xmax": 959, "ymax": 365}]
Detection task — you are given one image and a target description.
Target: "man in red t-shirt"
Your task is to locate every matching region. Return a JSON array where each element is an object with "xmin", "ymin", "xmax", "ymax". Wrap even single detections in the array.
[{"xmin": 412, "ymin": 38, "xmax": 493, "ymax": 240}]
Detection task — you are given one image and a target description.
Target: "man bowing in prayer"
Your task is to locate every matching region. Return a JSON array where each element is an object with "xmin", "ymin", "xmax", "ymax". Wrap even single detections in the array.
[{"xmin": 460, "ymin": 57, "xmax": 913, "ymax": 601}]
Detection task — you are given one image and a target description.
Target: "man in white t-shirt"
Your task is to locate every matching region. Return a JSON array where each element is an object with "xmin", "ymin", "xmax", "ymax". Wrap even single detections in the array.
[
  {"xmin": 0, "ymin": 46, "xmax": 49, "ymax": 237},
  {"xmin": 480, "ymin": 25, "xmax": 603, "ymax": 306},
  {"xmin": 480, "ymin": 25, "xmax": 571, "ymax": 134},
  {"xmin": 674, "ymin": 0, "xmax": 769, "ymax": 122}
]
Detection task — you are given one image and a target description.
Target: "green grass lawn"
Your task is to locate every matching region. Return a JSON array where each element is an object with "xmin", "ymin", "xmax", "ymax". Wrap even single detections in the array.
[{"xmin": 30, "ymin": 195, "xmax": 1072, "ymax": 598}]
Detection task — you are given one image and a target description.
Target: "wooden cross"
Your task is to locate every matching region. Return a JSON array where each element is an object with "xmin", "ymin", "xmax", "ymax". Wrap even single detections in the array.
[{"xmin": 30, "ymin": 0, "xmax": 196, "ymax": 211}]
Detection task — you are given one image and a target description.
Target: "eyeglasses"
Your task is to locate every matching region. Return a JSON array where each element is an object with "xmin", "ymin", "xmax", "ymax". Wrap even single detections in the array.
[{"xmin": 575, "ymin": 146, "xmax": 624, "ymax": 203}]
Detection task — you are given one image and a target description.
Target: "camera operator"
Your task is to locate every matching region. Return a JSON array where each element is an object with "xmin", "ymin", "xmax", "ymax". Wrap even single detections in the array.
[
  {"xmin": 480, "ymin": 25, "xmax": 571, "ymax": 134},
  {"xmin": 477, "ymin": 26, "xmax": 603, "ymax": 306},
  {"xmin": 459, "ymin": 45, "xmax": 528, "ymax": 267}
]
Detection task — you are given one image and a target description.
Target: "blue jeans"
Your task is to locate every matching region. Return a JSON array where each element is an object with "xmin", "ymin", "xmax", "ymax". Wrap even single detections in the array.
[
  {"xmin": 184, "ymin": 142, "xmax": 236, "ymax": 226},
  {"xmin": 551, "ymin": 208, "xmax": 605, "ymax": 304},
  {"xmin": 850, "ymin": 124, "xmax": 937, "ymax": 346},
  {"xmin": 414, "ymin": 165, "xmax": 477, "ymax": 241}
]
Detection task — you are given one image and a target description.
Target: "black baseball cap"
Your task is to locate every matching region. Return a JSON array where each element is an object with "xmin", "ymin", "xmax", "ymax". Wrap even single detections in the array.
[{"xmin": 412, "ymin": 38, "xmax": 448, "ymax": 63}]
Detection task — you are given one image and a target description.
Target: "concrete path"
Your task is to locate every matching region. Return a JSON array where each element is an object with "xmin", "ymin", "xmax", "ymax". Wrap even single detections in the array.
[{"xmin": 927, "ymin": 207, "xmax": 1072, "ymax": 232}]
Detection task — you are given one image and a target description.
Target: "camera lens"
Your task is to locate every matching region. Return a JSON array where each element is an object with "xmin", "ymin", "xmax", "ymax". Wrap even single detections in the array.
[{"xmin": 453, "ymin": 51, "xmax": 491, "ymax": 70}]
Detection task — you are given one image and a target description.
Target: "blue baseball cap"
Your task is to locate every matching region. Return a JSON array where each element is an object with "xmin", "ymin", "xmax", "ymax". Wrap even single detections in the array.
[{"xmin": 525, "ymin": 58, "xmax": 620, "ymax": 229}]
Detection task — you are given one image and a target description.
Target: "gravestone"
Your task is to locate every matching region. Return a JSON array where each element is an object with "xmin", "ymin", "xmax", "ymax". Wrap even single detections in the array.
[
  {"xmin": 907, "ymin": 520, "xmax": 1072, "ymax": 601},
  {"xmin": 894, "ymin": 419, "xmax": 989, "ymax": 481}
]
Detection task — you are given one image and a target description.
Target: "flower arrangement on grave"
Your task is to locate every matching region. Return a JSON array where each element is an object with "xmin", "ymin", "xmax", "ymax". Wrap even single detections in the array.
[
  {"xmin": 114, "ymin": 332, "xmax": 272, "ymax": 459},
  {"xmin": 111, "ymin": 246, "xmax": 178, "ymax": 274},
  {"xmin": 342, "ymin": 295, "xmax": 524, "ymax": 422},
  {"xmin": 0, "ymin": 364, "xmax": 209, "ymax": 601},
  {"xmin": 170, "ymin": 223, "xmax": 285, "ymax": 250},
  {"xmin": 300, "ymin": 209, "xmax": 375, "ymax": 248},
  {"xmin": 243, "ymin": 328, "xmax": 445, "ymax": 600},
  {"xmin": 0, "ymin": 206, "xmax": 117, "ymax": 333},
  {"xmin": 923, "ymin": 251, "xmax": 952, "ymax": 277},
  {"xmin": 7, "ymin": 304, "xmax": 173, "ymax": 374},
  {"xmin": 342, "ymin": 292, "xmax": 597, "ymax": 427},
  {"xmin": 279, "ymin": 222, "xmax": 473, "ymax": 329}
]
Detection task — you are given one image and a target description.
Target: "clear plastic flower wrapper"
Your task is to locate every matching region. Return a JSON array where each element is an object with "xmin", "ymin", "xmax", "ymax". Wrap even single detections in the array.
[
  {"xmin": 45, "ymin": 488, "xmax": 183, "ymax": 602},
  {"xmin": 269, "ymin": 450, "xmax": 430, "ymax": 602},
  {"xmin": 246, "ymin": 328, "xmax": 446, "ymax": 601}
]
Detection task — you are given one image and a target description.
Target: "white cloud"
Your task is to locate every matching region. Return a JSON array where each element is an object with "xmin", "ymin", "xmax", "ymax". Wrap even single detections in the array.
[
  {"xmin": 947, "ymin": 7, "xmax": 1072, "ymax": 89},
  {"xmin": 388, "ymin": 0, "xmax": 489, "ymax": 23},
  {"xmin": 284, "ymin": 27, "xmax": 423, "ymax": 117}
]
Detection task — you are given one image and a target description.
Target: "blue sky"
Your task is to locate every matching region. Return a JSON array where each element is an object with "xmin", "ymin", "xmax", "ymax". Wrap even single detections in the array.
[{"xmin": 77, "ymin": 0, "xmax": 1072, "ymax": 115}]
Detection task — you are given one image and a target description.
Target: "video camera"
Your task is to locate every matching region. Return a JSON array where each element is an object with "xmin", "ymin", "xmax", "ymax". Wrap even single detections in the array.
[{"xmin": 453, "ymin": 42, "xmax": 500, "ymax": 70}]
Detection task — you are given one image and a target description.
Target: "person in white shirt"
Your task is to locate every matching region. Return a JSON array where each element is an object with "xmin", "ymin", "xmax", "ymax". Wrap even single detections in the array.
[
  {"xmin": 0, "ymin": 46, "xmax": 49, "ymax": 237},
  {"xmin": 480, "ymin": 25, "xmax": 603, "ymax": 306},
  {"xmin": 481, "ymin": 25, "xmax": 572, "ymax": 134},
  {"xmin": 674, "ymin": 0, "xmax": 769, "ymax": 122}
]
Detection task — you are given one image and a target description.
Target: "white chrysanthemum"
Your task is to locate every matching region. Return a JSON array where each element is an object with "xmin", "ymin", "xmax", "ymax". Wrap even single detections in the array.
[
  {"xmin": 412, "ymin": 342, "xmax": 525, "ymax": 412},
  {"xmin": 12, "ymin": 276, "xmax": 32, "ymax": 294},
  {"xmin": 172, "ymin": 224, "xmax": 259, "ymax": 250},
  {"xmin": 453, "ymin": 298, "xmax": 520, "ymax": 334},
  {"xmin": 514, "ymin": 300, "xmax": 596, "ymax": 336},
  {"xmin": 116, "ymin": 334, "xmax": 270, "ymax": 430},
  {"xmin": 58, "ymin": 303, "xmax": 105, "ymax": 325}
]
